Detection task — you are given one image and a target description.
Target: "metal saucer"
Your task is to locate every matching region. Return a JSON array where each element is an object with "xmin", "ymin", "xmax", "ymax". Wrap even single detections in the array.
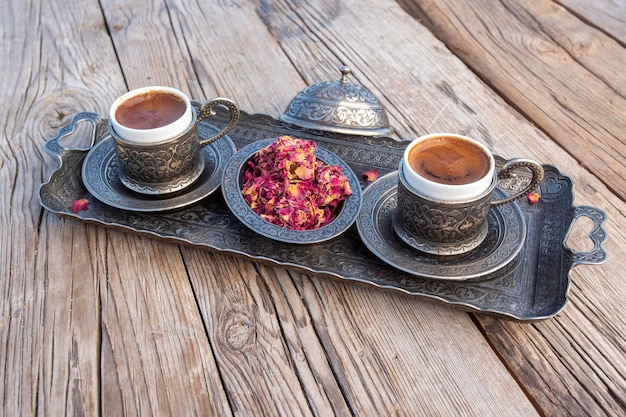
[
  {"xmin": 221, "ymin": 138, "xmax": 363, "ymax": 244},
  {"xmin": 356, "ymin": 171, "xmax": 526, "ymax": 281},
  {"xmin": 81, "ymin": 123, "xmax": 236, "ymax": 212}
]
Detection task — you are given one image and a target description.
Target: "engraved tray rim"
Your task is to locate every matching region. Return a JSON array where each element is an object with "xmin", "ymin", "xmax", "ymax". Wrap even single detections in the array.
[{"xmin": 38, "ymin": 110, "xmax": 608, "ymax": 322}]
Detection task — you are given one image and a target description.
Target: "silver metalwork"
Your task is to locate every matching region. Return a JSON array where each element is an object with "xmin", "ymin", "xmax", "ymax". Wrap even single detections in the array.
[
  {"xmin": 82, "ymin": 135, "xmax": 235, "ymax": 212},
  {"xmin": 392, "ymin": 156, "xmax": 542, "ymax": 256},
  {"xmin": 40, "ymin": 110, "xmax": 608, "ymax": 321},
  {"xmin": 110, "ymin": 98, "xmax": 239, "ymax": 195},
  {"xmin": 358, "ymin": 171, "xmax": 526, "ymax": 280},
  {"xmin": 492, "ymin": 158, "xmax": 544, "ymax": 207},
  {"xmin": 221, "ymin": 138, "xmax": 363, "ymax": 244},
  {"xmin": 54, "ymin": 112, "xmax": 236, "ymax": 212},
  {"xmin": 280, "ymin": 66, "xmax": 392, "ymax": 136}
]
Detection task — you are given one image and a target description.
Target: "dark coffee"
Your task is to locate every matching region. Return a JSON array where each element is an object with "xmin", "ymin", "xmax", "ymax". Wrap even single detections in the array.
[
  {"xmin": 115, "ymin": 91, "xmax": 186, "ymax": 129},
  {"xmin": 408, "ymin": 136, "xmax": 490, "ymax": 185}
]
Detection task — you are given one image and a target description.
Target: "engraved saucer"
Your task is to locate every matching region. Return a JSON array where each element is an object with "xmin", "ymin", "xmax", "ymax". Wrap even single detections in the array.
[
  {"xmin": 81, "ymin": 123, "xmax": 236, "ymax": 212},
  {"xmin": 221, "ymin": 138, "xmax": 363, "ymax": 244},
  {"xmin": 356, "ymin": 171, "xmax": 526, "ymax": 281}
]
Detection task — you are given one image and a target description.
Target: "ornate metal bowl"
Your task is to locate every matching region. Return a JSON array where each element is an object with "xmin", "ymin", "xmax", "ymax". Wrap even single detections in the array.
[
  {"xmin": 221, "ymin": 139, "xmax": 363, "ymax": 244},
  {"xmin": 280, "ymin": 66, "xmax": 392, "ymax": 136}
]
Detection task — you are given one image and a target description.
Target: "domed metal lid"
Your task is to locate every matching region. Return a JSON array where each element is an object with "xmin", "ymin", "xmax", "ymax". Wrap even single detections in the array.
[{"xmin": 280, "ymin": 66, "xmax": 392, "ymax": 136}]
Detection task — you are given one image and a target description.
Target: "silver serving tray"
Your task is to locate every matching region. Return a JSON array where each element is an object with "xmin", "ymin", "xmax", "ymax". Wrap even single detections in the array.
[{"xmin": 39, "ymin": 109, "xmax": 608, "ymax": 321}]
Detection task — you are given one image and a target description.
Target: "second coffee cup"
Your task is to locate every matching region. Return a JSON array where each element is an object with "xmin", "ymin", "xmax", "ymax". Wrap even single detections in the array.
[
  {"xmin": 393, "ymin": 133, "xmax": 544, "ymax": 256},
  {"xmin": 109, "ymin": 86, "xmax": 239, "ymax": 195}
]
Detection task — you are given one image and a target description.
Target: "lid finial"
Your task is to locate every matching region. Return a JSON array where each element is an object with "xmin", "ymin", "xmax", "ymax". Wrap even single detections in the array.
[{"xmin": 339, "ymin": 66, "xmax": 351, "ymax": 83}]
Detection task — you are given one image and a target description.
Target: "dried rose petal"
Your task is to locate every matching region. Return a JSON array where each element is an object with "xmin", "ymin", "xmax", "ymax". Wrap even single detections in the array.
[
  {"xmin": 363, "ymin": 169, "xmax": 379, "ymax": 182},
  {"xmin": 241, "ymin": 135, "xmax": 352, "ymax": 230},
  {"xmin": 71, "ymin": 198, "xmax": 89, "ymax": 213},
  {"xmin": 527, "ymin": 192, "xmax": 541, "ymax": 204}
]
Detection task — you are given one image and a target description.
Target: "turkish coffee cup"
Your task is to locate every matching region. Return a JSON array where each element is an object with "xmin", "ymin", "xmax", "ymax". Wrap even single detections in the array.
[
  {"xmin": 393, "ymin": 133, "xmax": 543, "ymax": 256},
  {"xmin": 108, "ymin": 86, "xmax": 239, "ymax": 195}
]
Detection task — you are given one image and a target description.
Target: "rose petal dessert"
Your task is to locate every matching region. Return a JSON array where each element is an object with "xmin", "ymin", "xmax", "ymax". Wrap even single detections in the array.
[{"xmin": 241, "ymin": 135, "xmax": 353, "ymax": 230}]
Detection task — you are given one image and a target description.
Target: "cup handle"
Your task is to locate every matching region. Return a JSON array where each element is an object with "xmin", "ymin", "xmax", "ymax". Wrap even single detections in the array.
[
  {"xmin": 491, "ymin": 158, "xmax": 544, "ymax": 207},
  {"xmin": 196, "ymin": 98, "xmax": 240, "ymax": 147}
]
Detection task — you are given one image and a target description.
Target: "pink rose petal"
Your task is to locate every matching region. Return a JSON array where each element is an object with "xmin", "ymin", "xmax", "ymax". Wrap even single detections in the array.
[
  {"xmin": 71, "ymin": 198, "xmax": 89, "ymax": 213},
  {"xmin": 527, "ymin": 192, "xmax": 541, "ymax": 204},
  {"xmin": 363, "ymin": 169, "xmax": 379, "ymax": 182},
  {"xmin": 241, "ymin": 136, "xmax": 352, "ymax": 230}
]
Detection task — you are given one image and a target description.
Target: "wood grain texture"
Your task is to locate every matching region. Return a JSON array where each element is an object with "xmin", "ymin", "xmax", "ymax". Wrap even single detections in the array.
[
  {"xmin": 100, "ymin": 235, "xmax": 230, "ymax": 416},
  {"xmin": 164, "ymin": 0, "xmax": 304, "ymax": 115},
  {"xmin": 478, "ymin": 312, "xmax": 626, "ymax": 417},
  {"xmin": 557, "ymin": 0, "xmax": 626, "ymax": 43},
  {"xmin": 3, "ymin": 0, "xmax": 624, "ymax": 415},
  {"xmin": 294, "ymin": 273, "xmax": 540, "ymax": 416},
  {"xmin": 36, "ymin": 221, "xmax": 106, "ymax": 416},
  {"xmin": 100, "ymin": 0, "xmax": 326, "ymax": 415},
  {"xmin": 1, "ymin": 0, "xmax": 120, "ymax": 415},
  {"xmin": 181, "ymin": 250, "xmax": 353, "ymax": 416},
  {"xmin": 97, "ymin": 0, "xmax": 240, "ymax": 415},
  {"xmin": 2, "ymin": 0, "xmax": 233, "ymax": 415},
  {"xmin": 166, "ymin": 1, "xmax": 539, "ymax": 414},
  {"xmin": 390, "ymin": 0, "xmax": 626, "ymax": 415},
  {"xmin": 396, "ymin": 0, "xmax": 626, "ymax": 200},
  {"xmin": 259, "ymin": 0, "xmax": 626, "ymax": 416}
]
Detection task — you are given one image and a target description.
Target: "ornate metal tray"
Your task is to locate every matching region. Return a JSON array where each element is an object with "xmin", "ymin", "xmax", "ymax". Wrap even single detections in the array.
[{"xmin": 39, "ymin": 109, "xmax": 608, "ymax": 321}]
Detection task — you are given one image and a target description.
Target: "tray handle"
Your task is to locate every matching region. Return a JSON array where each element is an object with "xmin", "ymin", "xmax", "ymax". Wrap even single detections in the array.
[
  {"xmin": 566, "ymin": 205, "xmax": 608, "ymax": 267},
  {"xmin": 44, "ymin": 112, "xmax": 105, "ymax": 157}
]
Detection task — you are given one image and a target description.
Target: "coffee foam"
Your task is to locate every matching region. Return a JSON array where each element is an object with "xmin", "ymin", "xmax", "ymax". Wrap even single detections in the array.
[
  {"xmin": 408, "ymin": 136, "xmax": 490, "ymax": 185},
  {"xmin": 115, "ymin": 91, "xmax": 186, "ymax": 130},
  {"xmin": 109, "ymin": 86, "xmax": 193, "ymax": 143}
]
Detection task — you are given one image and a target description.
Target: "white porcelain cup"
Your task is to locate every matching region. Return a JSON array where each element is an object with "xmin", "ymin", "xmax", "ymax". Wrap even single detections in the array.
[
  {"xmin": 402, "ymin": 133, "xmax": 495, "ymax": 202},
  {"xmin": 109, "ymin": 86, "xmax": 193, "ymax": 144}
]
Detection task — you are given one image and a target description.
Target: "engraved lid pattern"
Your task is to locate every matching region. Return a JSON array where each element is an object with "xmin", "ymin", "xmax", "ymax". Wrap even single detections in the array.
[{"xmin": 281, "ymin": 66, "xmax": 392, "ymax": 136}]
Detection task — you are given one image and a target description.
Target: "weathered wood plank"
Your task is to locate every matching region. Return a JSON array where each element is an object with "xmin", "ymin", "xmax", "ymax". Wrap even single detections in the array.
[
  {"xmin": 151, "ymin": 0, "xmax": 540, "ymax": 414},
  {"xmin": 100, "ymin": 235, "xmax": 230, "ymax": 416},
  {"xmin": 557, "ymin": 0, "xmax": 626, "ymax": 43},
  {"xmin": 4, "ymin": 0, "xmax": 624, "ymax": 416},
  {"xmin": 159, "ymin": 0, "xmax": 354, "ymax": 414},
  {"xmin": 253, "ymin": 0, "xmax": 551, "ymax": 415},
  {"xmin": 396, "ymin": 0, "xmax": 626, "ymax": 200},
  {"xmin": 37, "ymin": 221, "xmax": 106, "ymax": 416},
  {"xmin": 295, "ymin": 272, "xmax": 541, "ymax": 416},
  {"xmin": 100, "ymin": 0, "xmax": 333, "ymax": 415},
  {"xmin": 2, "ymin": 0, "xmax": 233, "ymax": 412},
  {"xmin": 479, "ymin": 300, "xmax": 626, "ymax": 417},
  {"xmin": 1, "ymin": 0, "xmax": 121, "ymax": 415},
  {"xmin": 258, "ymin": 0, "xmax": 626, "ymax": 416},
  {"xmin": 97, "ymin": 0, "xmax": 242, "ymax": 415},
  {"xmin": 163, "ymin": 0, "xmax": 302, "ymax": 116},
  {"xmin": 386, "ymin": 1, "xmax": 626, "ymax": 415},
  {"xmin": 181, "ymin": 250, "xmax": 353, "ymax": 416}
]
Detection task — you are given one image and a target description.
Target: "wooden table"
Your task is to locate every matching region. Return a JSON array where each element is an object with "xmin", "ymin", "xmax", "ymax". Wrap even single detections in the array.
[{"xmin": 2, "ymin": 0, "xmax": 624, "ymax": 415}]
